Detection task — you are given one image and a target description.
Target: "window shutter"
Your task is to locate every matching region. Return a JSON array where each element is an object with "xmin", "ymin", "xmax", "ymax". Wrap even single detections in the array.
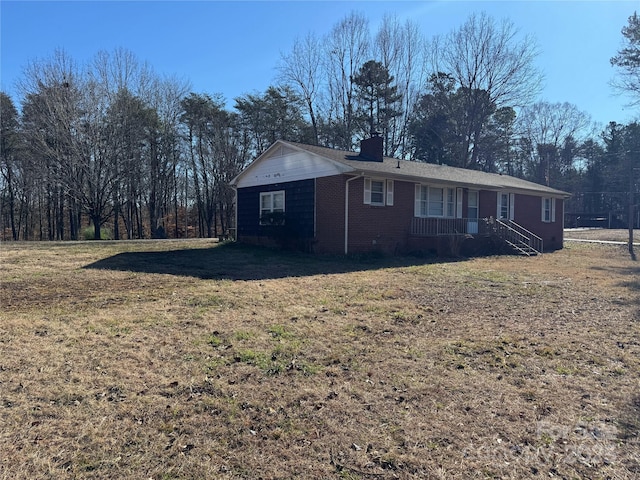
[
  {"xmin": 497, "ymin": 193, "xmax": 502, "ymax": 219},
  {"xmin": 551, "ymin": 198, "xmax": 556, "ymax": 222},
  {"xmin": 414, "ymin": 184, "xmax": 421, "ymax": 217},
  {"xmin": 364, "ymin": 178, "xmax": 371, "ymax": 204},
  {"xmin": 386, "ymin": 180, "xmax": 394, "ymax": 206},
  {"xmin": 509, "ymin": 193, "xmax": 515, "ymax": 220},
  {"xmin": 541, "ymin": 198, "xmax": 546, "ymax": 222},
  {"xmin": 456, "ymin": 188, "xmax": 463, "ymax": 218}
]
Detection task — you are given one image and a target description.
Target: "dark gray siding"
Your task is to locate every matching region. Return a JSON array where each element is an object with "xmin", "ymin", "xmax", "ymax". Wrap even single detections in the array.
[{"xmin": 237, "ymin": 179, "xmax": 315, "ymax": 238}]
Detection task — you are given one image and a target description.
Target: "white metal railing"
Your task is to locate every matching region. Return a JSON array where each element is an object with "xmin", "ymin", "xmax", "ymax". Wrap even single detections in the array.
[
  {"xmin": 410, "ymin": 217, "xmax": 543, "ymax": 255},
  {"xmin": 410, "ymin": 217, "xmax": 490, "ymax": 236},
  {"xmin": 496, "ymin": 219, "xmax": 543, "ymax": 254}
]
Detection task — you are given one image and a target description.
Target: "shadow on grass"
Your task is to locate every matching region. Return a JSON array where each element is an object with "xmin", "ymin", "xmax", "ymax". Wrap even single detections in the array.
[
  {"xmin": 591, "ymin": 264, "xmax": 640, "ymax": 292},
  {"xmin": 84, "ymin": 242, "xmax": 456, "ymax": 281},
  {"xmin": 590, "ymin": 263, "xmax": 640, "ymax": 323}
]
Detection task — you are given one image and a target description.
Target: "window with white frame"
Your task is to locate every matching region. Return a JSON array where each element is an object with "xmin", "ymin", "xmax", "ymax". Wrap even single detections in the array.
[
  {"xmin": 414, "ymin": 185, "xmax": 457, "ymax": 218},
  {"xmin": 497, "ymin": 192, "xmax": 515, "ymax": 220},
  {"xmin": 364, "ymin": 178, "xmax": 394, "ymax": 206},
  {"xmin": 542, "ymin": 197, "xmax": 556, "ymax": 223},
  {"xmin": 415, "ymin": 185, "xmax": 428, "ymax": 217},
  {"xmin": 429, "ymin": 187, "xmax": 445, "ymax": 216},
  {"xmin": 371, "ymin": 179, "xmax": 385, "ymax": 205},
  {"xmin": 446, "ymin": 188, "xmax": 456, "ymax": 217},
  {"xmin": 259, "ymin": 190, "xmax": 285, "ymax": 224},
  {"xmin": 467, "ymin": 190, "xmax": 479, "ymax": 219}
]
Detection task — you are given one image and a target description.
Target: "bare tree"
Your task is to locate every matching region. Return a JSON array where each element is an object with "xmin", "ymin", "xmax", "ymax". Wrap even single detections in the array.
[
  {"xmin": 516, "ymin": 101, "xmax": 593, "ymax": 185},
  {"xmin": 374, "ymin": 14, "xmax": 426, "ymax": 158},
  {"xmin": 323, "ymin": 11, "xmax": 370, "ymax": 149},
  {"xmin": 278, "ymin": 33, "xmax": 323, "ymax": 145},
  {"xmin": 102, "ymin": 87, "xmax": 158, "ymax": 239},
  {"xmin": 211, "ymin": 111, "xmax": 247, "ymax": 239},
  {"xmin": 90, "ymin": 48, "xmax": 155, "ymax": 104},
  {"xmin": 149, "ymin": 76, "xmax": 191, "ymax": 238},
  {"xmin": 19, "ymin": 48, "xmax": 181, "ymax": 241},
  {"xmin": 181, "ymin": 92, "xmax": 229, "ymax": 238},
  {"xmin": 0, "ymin": 92, "xmax": 22, "ymax": 240},
  {"xmin": 431, "ymin": 12, "xmax": 543, "ymax": 167},
  {"xmin": 19, "ymin": 49, "xmax": 89, "ymax": 240},
  {"xmin": 88, "ymin": 48, "xmax": 158, "ymax": 238}
]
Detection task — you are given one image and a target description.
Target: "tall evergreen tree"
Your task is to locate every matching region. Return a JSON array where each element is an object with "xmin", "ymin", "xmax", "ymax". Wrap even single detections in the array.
[
  {"xmin": 611, "ymin": 11, "xmax": 640, "ymax": 106},
  {"xmin": 409, "ymin": 72, "xmax": 496, "ymax": 169},
  {"xmin": 352, "ymin": 60, "xmax": 402, "ymax": 152}
]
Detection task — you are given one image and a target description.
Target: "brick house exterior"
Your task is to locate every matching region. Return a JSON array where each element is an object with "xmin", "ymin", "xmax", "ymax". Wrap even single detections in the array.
[{"xmin": 230, "ymin": 139, "xmax": 569, "ymax": 255}]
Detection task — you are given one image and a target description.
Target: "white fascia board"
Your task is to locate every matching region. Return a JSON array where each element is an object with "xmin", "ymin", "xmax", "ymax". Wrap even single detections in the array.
[
  {"xmin": 487, "ymin": 185, "xmax": 570, "ymax": 198},
  {"xmin": 385, "ymin": 172, "xmax": 568, "ymax": 198}
]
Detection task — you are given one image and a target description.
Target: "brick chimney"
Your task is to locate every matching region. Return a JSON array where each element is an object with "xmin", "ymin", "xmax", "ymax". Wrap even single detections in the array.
[{"xmin": 359, "ymin": 132, "xmax": 383, "ymax": 162}]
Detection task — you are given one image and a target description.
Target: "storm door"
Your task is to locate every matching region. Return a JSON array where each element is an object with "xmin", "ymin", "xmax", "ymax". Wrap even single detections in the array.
[{"xmin": 467, "ymin": 190, "xmax": 479, "ymax": 234}]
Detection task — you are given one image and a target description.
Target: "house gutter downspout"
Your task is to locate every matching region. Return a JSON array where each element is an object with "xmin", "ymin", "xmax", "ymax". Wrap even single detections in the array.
[{"xmin": 344, "ymin": 174, "xmax": 363, "ymax": 255}]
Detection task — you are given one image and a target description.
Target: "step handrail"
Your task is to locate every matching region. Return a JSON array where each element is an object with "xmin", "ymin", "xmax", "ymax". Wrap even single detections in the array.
[
  {"xmin": 494, "ymin": 219, "xmax": 543, "ymax": 255},
  {"xmin": 494, "ymin": 219, "xmax": 529, "ymax": 243},
  {"xmin": 507, "ymin": 220, "xmax": 542, "ymax": 244},
  {"xmin": 507, "ymin": 220, "xmax": 543, "ymax": 253}
]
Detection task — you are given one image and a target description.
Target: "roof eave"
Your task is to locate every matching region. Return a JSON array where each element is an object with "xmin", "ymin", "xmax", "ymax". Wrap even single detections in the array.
[
  {"xmin": 341, "ymin": 164, "xmax": 570, "ymax": 198},
  {"xmin": 232, "ymin": 141, "xmax": 572, "ymax": 198}
]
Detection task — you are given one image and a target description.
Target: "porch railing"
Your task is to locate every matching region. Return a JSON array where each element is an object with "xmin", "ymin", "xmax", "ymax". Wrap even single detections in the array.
[
  {"xmin": 410, "ymin": 217, "xmax": 543, "ymax": 255},
  {"xmin": 410, "ymin": 217, "xmax": 491, "ymax": 237}
]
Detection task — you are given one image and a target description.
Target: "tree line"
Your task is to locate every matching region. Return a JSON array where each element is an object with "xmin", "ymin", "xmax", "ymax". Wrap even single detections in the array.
[{"xmin": 1, "ymin": 11, "xmax": 638, "ymax": 241}]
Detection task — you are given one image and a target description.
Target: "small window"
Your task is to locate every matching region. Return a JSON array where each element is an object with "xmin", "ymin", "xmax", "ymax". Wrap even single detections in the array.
[
  {"xmin": 497, "ymin": 192, "xmax": 515, "ymax": 220},
  {"xmin": 364, "ymin": 178, "xmax": 391, "ymax": 206},
  {"xmin": 542, "ymin": 197, "xmax": 556, "ymax": 223},
  {"xmin": 370, "ymin": 180, "xmax": 385, "ymax": 205},
  {"xmin": 260, "ymin": 190, "xmax": 285, "ymax": 225}
]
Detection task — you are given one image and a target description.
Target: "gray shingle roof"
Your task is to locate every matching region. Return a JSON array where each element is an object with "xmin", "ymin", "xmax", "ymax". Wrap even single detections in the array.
[{"xmin": 286, "ymin": 141, "xmax": 569, "ymax": 197}]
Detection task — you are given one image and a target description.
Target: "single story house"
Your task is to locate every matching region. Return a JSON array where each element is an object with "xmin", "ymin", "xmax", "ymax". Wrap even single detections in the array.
[{"xmin": 230, "ymin": 136, "xmax": 570, "ymax": 256}]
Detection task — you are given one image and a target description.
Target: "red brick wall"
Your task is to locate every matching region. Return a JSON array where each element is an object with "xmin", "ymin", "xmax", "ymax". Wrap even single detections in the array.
[
  {"xmin": 514, "ymin": 194, "xmax": 564, "ymax": 251},
  {"xmin": 478, "ymin": 190, "xmax": 564, "ymax": 251},
  {"xmin": 315, "ymin": 175, "xmax": 416, "ymax": 254},
  {"xmin": 275, "ymin": 176, "xmax": 565, "ymax": 254},
  {"xmin": 478, "ymin": 190, "xmax": 497, "ymax": 219},
  {"xmin": 314, "ymin": 176, "xmax": 347, "ymax": 254}
]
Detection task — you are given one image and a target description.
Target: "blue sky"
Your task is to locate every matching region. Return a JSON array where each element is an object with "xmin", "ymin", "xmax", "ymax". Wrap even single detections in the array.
[{"xmin": 1, "ymin": 1, "xmax": 638, "ymax": 127}]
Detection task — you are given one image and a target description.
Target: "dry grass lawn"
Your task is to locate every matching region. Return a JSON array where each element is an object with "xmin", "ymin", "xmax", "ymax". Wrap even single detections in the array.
[{"xmin": 1, "ymin": 236, "xmax": 639, "ymax": 479}]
